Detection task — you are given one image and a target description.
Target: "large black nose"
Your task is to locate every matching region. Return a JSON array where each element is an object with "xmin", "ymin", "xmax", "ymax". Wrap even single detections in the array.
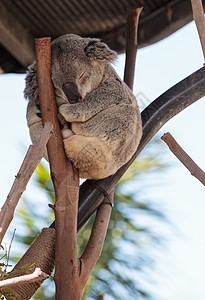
[{"xmin": 62, "ymin": 82, "xmax": 82, "ymax": 104}]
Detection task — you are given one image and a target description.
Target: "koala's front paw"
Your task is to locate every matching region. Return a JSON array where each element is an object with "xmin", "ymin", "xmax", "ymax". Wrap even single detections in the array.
[
  {"xmin": 59, "ymin": 104, "xmax": 79, "ymax": 122},
  {"xmin": 59, "ymin": 104, "xmax": 70, "ymax": 121}
]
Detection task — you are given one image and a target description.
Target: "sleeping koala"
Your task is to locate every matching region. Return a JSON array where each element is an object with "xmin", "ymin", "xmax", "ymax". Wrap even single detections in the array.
[{"xmin": 25, "ymin": 34, "xmax": 142, "ymax": 179}]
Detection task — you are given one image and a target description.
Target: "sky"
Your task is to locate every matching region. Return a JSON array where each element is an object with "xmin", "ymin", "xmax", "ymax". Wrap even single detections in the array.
[{"xmin": 0, "ymin": 20, "xmax": 205, "ymax": 300}]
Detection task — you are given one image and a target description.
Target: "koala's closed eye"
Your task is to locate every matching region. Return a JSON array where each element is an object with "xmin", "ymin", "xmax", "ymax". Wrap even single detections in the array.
[{"xmin": 79, "ymin": 71, "xmax": 85, "ymax": 80}]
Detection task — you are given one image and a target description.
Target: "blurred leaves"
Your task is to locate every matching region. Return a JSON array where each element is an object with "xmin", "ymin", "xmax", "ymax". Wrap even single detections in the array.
[{"xmin": 7, "ymin": 137, "xmax": 167, "ymax": 299}]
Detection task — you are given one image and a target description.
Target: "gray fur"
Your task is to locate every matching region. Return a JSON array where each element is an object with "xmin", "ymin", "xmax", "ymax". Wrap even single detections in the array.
[{"xmin": 25, "ymin": 34, "xmax": 142, "ymax": 179}]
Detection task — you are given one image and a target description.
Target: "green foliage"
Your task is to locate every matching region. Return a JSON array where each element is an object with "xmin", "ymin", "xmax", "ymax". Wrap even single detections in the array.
[
  {"xmin": 0, "ymin": 253, "xmax": 18, "ymax": 300},
  {"xmin": 7, "ymin": 138, "xmax": 167, "ymax": 300}
]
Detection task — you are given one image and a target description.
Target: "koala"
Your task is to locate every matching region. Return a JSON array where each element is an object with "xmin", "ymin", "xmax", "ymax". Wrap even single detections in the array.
[{"xmin": 24, "ymin": 34, "xmax": 142, "ymax": 179}]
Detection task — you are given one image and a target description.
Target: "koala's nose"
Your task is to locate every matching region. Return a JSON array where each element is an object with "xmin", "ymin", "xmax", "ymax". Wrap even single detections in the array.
[{"xmin": 62, "ymin": 82, "xmax": 82, "ymax": 104}]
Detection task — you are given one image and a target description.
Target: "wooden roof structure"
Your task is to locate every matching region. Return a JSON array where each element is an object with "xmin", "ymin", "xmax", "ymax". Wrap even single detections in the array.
[{"xmin": 0, "ymin": 0, "xmax": 203, "ymax": 73}]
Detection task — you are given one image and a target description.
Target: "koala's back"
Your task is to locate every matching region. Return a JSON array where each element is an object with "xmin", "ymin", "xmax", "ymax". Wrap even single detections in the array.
[
  {"xmin": 71, "ymin": 67, "xmax": 140, "ymax": 134},
  {"xmin": 69, "ymin": 66, "xmax": 142, "ymax": 178}
]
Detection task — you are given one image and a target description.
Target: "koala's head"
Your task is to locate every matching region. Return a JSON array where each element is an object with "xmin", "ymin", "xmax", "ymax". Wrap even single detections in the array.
[{"xmin": 50, "ymin": 34, "xmax": 117, "ymax": 105}]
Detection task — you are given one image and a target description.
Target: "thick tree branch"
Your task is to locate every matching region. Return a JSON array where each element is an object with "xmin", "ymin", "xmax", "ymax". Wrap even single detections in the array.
[
  {"xmin": 161, "ymin": 132, "xmax": 205, "ymax": 185},
  {"xmin": 81, "ymin": 190, "xmax": 114, "ymax": 286},
  {"xmin": 11, "ymin": 227, "xmax": 55, "ymax": 300},
  {"xmin": 0, "ymin": 268, "xmax": 48, "ymax": 289},
  {"xmin": 35, "ymin": 38, "xmax": 79, "ymax": 300},
  {"xmin": 0, "ymin": 122, "xmax": 52, "ymax": 245},
  {"xmin": 124, "ymin": 7, "xmax": 143, "ymax": 90},
  {"xmin": 191, "ymin": 0, "xmax": 205, "ymax": 62}
]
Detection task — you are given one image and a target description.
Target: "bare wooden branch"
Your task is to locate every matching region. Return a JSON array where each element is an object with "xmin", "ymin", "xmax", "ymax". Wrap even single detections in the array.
[
  {"xmin": 35, "ymin": 38, "xmax": 79, "ymax": 300},
  {"xmin": 81, "ymin": 190, "xmax": 114, "ymax": 286},
  {"xmin": 0, "ymin": 122, "xmax": 53, "ymax": 245},
  {"xmin": 191, "ymin": 0, "xmax": 205, "ymax": 62},
  {"xmin": 124, "ymin": 7, "xmax": 143, "ymax": 90},
  {"xmin": 161, "ymin": 132, "xmax": 205, "ymax": 186},
  {"xmin": 0, "ymin": 268, "xmax": 48, "ymax": 289}
]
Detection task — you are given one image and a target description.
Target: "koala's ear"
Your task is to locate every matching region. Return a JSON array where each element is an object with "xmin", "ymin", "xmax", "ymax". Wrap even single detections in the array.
[
  {"xmin": 24, "ymin": 62, "xmax": 38, "ymax": 101},
  {"xmin": 84, "ymin": 39, "xmax": 117, "ymax": 63}
]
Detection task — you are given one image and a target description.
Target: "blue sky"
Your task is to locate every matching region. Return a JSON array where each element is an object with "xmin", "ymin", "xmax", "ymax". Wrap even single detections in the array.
[{"xmin": 0, "ymin": 20, "xmax": 205, "ymax": 299}]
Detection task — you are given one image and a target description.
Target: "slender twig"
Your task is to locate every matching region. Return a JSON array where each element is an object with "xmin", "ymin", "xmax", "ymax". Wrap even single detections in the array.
[
  {"xmin": 190, "ymin": 0, "xmax": 205, "ymax": 62},
  {"xmin": 0, "ymin": 122, "xmax": 53, "ymax": 245},
  {"xmin": 124, "ymin": 7, "xmax": 143, "ymax": 90},
  {"xmin": 6, "ymin": 229, "xmax": 16, "ymax": 272},
  {"xmin": 0, "ymin": 268, "xmax": 48, "ymax": 289},
  {"xmin": 161, "ymin": 132, "xmax": 205, "ymax": 186}
]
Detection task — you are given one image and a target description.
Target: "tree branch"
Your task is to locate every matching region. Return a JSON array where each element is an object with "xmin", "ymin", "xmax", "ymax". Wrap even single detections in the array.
[
  {"xmin": 161, "ymin": 132, "xmax": 205, "ymax": 185},
  {"xmin": 11, "ymin": 227, "xmax": 55, "ymax": 300},
  {"xmin": 35, "ymin": 38, "xmax": 79, "ymax": 300},
  {"xmin": 191, "ymin": 0, "xmax": 205, "ymax": 62},
  {"xmin": 81, "ymin": 190, "xmax": 114, "ymax": 286},
  {"xmin": 0, "ymin": 122, "xmax": 53, "ymax": 245},
  {"xmin": 124, "ymin": 7, "xmax": 143, "ymax": 90},
  {"xmin": 0, "ymin": 268, "xmax": 48, "ymax": 289}
]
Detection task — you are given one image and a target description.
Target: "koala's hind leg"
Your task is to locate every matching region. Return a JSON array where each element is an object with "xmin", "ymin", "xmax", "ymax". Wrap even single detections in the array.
[{"xmin": 63, "ymin": 135, "xmax": 113, "ymax": 179}]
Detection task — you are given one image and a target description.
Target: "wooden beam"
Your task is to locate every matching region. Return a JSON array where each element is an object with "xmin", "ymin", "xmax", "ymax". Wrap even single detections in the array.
[{"xmin": 0, "ymin": 2, "xmax": 35, "ymax": 67}]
